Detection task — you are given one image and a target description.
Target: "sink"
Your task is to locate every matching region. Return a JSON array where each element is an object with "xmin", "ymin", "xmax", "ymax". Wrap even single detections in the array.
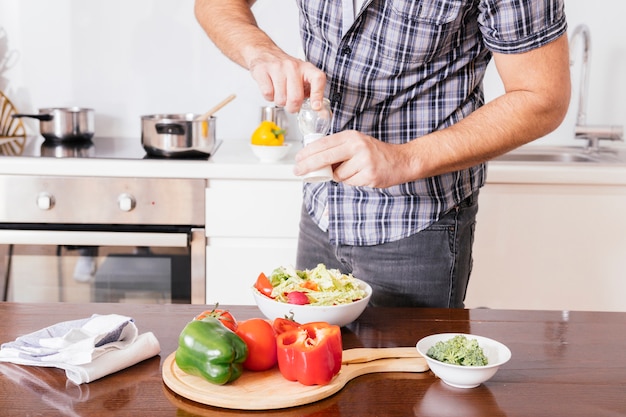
[{"xmin": 491, "ymin": 146, "xmax": 626, "ymax": 165}]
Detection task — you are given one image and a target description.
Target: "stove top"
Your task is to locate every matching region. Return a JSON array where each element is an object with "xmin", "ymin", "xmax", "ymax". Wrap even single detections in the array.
[{"xmin": 16, "ymin": 136, "xmax": 218, "ymax": 161}]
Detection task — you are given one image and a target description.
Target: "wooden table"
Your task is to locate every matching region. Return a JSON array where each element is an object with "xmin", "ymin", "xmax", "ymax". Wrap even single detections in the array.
[{"xmin": 0, "ymin": 303, "xmax": 624, "ymax": 416}]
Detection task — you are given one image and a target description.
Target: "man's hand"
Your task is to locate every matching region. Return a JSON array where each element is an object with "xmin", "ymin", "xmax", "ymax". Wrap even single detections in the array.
[
  {"xmin": 195, "ymin": 0, "xmax": 326, "ymax": 113},
  {"xmin": 248, "ymin": 49, "xmax": 326, "ymax": 113},
  {"xmin": 294, "ymin": 130, "xmax": 412, "ymax": 188}
]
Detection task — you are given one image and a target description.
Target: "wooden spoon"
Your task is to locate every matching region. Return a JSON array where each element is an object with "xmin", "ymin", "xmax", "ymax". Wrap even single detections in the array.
[{"xmin": 194, "ymin": 94, "xmax": 236, "ymax": 121}]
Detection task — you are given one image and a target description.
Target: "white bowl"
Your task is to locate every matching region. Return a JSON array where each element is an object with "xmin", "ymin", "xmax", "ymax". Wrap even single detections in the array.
[
  {"xmin": 250, "ymin": 143, "xmax": 292, "ymax": 162},
  {"xmin": 416, "ymin": 333, "xmax": 511, "ymax": 389},
  {"xmin": 252, "ymin": 279, "xmax": 372, "ymax": 327}
]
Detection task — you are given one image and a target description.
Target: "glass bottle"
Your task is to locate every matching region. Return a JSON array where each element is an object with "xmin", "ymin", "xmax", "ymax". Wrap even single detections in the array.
[{"xmin": 297, "ymin": 98, "xmax": 333, "ymax": 182}]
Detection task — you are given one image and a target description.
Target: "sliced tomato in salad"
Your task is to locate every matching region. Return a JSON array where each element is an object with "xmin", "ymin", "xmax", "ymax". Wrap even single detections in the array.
[{"xmin": 254, "ymin": 272, "xmax": 274, "ymax": 298}]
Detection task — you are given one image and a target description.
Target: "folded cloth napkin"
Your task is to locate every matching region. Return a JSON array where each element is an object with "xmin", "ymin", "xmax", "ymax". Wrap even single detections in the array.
[{"xmin": 0, "ymin": 314, "xmax": 160, "ymax": 384}]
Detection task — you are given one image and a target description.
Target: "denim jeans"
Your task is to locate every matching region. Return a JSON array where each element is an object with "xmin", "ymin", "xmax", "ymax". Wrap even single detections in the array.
[{"xmin": 296, "ymin": 192, "xmax": 479, "ymax": 308}]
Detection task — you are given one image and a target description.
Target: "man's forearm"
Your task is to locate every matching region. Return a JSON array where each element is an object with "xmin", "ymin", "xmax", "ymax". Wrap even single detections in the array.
[
  {"xmin": 194, "ymin": 0, "xmax": 279, "ymax": 69},
  {"xmin": 402, "ymin": 35, "xmax": 571, "ymax": 181},
  {"xmin": 194, "ymin": 0, "xmax": 326, "ymax": 111},
  {"xmin": 407, "ymin": 85, "xmax": 570, "ymax": 179}
]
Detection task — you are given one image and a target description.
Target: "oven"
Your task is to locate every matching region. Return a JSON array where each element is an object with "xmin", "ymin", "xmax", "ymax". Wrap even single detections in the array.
[{"xmin": 0, "ymin": 137, "xmax": 210, "ymax": 305}]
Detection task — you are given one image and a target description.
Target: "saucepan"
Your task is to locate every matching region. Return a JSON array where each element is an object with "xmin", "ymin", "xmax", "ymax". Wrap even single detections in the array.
[
  {"xmin": 12, "ymin": 107, "xmax": 95, "ymax": 142},
  {"xmin": 141, "ymin": 113, "xmax": 217, "ymax": 158},
  {"xmin": 141, "ymin": 94, "xmax": 236, "ymax": 158}
]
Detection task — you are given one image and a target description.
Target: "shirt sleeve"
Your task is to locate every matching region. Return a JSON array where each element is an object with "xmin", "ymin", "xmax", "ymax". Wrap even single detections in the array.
[{"xmin": 477, "ymin": 0, "xmax": 568, "ymax": 54}]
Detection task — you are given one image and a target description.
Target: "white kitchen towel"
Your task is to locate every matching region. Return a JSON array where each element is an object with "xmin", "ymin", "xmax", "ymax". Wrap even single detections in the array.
[{"xmin": 0, "ymin": 314, "xmax": 161, "ymax": 384}]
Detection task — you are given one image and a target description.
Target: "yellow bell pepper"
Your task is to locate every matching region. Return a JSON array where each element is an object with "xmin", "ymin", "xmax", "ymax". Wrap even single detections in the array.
[{"xmin": 251, "ymin": 121, "xmax": 285, "ymax": 146}]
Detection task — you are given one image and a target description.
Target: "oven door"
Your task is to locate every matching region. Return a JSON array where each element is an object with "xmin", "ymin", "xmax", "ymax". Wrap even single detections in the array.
[{"xmin": 0, "ymin": 227, "xmax": 205, "ymax": 304}]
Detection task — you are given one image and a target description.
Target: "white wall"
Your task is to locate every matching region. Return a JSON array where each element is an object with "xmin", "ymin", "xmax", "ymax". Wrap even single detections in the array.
[
  {"xmin": 0, "ymin": 0, "xmax": 303, "ymax": 143},
  {"xmin": 1, "ymin": 0, "xmax": 624, "ymax": 147},
  {"xmin": 484, "ymin": 1, "xmax": 626, "ymax": 145}
]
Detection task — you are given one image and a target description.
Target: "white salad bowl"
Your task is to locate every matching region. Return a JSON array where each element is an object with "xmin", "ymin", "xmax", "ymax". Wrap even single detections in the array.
[
  {"xmin": 416, "ymin": 333, "xmax": 512, "ymax": 389},
  {"xmin": 252, "ymin": 279, "xmax": 372, "ymax": 327}
]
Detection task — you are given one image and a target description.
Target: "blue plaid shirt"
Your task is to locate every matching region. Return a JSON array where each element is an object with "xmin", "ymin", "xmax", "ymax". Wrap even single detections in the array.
[{"xmin": 297, "ymin": 0, "xmax": 567, "ymax": 246}]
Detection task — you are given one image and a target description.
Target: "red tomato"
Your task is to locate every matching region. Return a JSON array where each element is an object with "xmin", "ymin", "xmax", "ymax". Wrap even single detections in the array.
[
  {"xmin": 272, "ymin": 317, "xmax": 301, "ymax": 336},
  {"xmin": 254, "ymin": 272, "xmax": 274, "ymax": 298},
  {"xmin": 194, "ymin": 307, "xmax": 238, "ymax": 332},
  {"xmin": 236, "ymin": 318, "xmax": 277, "ymax": 371}
]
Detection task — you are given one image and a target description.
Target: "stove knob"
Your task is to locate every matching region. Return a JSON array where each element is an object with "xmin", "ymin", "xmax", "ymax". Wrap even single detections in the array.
[
  {"xmin": 118, "ymin": 193, "xmax": 136, "ymax": 212},
  {"xmin": 36, "ymin": 192, "xmax": 55, "ymax": 210}
]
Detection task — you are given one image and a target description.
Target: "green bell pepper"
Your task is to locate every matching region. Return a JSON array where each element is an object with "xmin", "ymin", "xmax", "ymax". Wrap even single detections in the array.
[{"xmin": 175, "ymin": 317, "xmax": 248, "ymax": 385}]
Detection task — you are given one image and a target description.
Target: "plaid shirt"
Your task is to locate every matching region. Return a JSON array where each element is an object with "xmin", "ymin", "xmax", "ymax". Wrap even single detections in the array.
[{"xmin": 297, "ymin": 0, "xmax": 567, "ymax": 246}]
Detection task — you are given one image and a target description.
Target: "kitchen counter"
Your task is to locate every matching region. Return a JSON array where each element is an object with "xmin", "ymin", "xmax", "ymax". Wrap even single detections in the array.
[
  {"xmin": 0, "ymin": 137, "xmax": 303, "ymax": 180},
  {"xmin": 2, "ymin": 138, "xmax": 626, "ymax": 311},
  {"xmin": 1, "ymin": 136, "xmax": 626, "ymax": 185},
  {"xmin": 0, "ymin": 303, "xmax": 624, "ymax": 416},
  {"xmin": 486, "ymin": 154, "xmax": 626, "ymax": 185}
]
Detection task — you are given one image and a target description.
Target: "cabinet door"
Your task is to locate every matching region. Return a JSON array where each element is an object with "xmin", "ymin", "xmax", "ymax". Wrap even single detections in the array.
[
  {"xmin": 206, "ymin": 179, "xmax": 302, "ymax": 238},
  {"xmin": 205, "ymin": 238, "xmax": 297, "ymax": 305},
  {"xmin": 466, "ymin": 183, "xmax": 626, "ymax": 311}
]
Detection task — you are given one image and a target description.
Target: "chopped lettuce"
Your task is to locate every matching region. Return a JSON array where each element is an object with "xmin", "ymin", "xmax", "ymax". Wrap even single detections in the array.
[
  {"xmin": 267, "ymin": 264, "xmax": 367, "ymax": 306},
  {"xmin": 426, "ymin": 335, "xmax": 488, "ymax": 366}
]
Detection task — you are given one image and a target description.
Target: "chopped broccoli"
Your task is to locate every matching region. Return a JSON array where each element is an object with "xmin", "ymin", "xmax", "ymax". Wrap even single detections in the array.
[{"xmin": 426, "ymin": 335, "xmax": 488, "ymax": 366}]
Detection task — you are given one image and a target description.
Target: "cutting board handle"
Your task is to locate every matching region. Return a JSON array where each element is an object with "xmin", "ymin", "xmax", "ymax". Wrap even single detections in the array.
[{"xmin": 342, "ymin": 347, "xmax": 420, "ymax": 364}]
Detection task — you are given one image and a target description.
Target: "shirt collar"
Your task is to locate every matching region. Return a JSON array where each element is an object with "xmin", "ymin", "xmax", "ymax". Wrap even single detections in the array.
[{"xmin": 342, "ymin": 0, "xmax": 371, "ymax": 36}]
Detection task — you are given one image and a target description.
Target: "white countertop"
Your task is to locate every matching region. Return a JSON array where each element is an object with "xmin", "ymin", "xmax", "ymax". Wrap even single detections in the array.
[
  {"xmin": 486, "ymin": 160, "xmax": 626, "ymax": 186},
  {"xmin": 0, "ymin": 137, "xmax": 303, "ymax": 181},
  {"xmin": 486, "ymin": 143, "xmax": 626, "ymax": 186},
  {"xmin": 1, "ymin": 137, "xmax": 626, "ymax": 186}
]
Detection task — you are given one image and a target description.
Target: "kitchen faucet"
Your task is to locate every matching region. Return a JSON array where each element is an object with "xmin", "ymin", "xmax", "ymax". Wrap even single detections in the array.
[{"xmin": 569, "ymin": 24, "xmax": 623, "ymax": 151}]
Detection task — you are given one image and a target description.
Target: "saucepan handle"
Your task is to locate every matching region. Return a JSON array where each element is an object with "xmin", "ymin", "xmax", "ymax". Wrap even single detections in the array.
[
  {"xmin": 12, "ymin": 113, "xmax": 54, "ymax": 122},
  {"xmin": 155, "ymin": 123, "xmax": 186, "ymax": 135}
]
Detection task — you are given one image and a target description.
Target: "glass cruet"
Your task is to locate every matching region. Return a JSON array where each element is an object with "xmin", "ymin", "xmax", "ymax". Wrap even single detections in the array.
[{"xmin": 297, "ymin": 98, "xmax": 333, "ymax": 182}]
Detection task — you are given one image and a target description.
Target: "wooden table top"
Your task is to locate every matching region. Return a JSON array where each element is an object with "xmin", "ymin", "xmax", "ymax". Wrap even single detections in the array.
[{"xmin": 0, "ymin": 303, "xmax": 624, "ymax": 417}]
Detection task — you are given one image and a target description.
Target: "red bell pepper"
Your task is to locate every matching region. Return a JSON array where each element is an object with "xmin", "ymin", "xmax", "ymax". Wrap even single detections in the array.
[{"xmin": 275, "ymin": 322, "xmax": 343, "ymax": 386}]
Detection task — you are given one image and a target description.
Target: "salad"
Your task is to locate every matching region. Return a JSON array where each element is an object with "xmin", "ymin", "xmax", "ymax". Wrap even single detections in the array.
[
  {"xmin": 260, "ymin": 264, "xmax": 368, "ymax": 306},
  {"xmin": 426, "ymin": 335, "xmax": 489, "ymax": 366}
]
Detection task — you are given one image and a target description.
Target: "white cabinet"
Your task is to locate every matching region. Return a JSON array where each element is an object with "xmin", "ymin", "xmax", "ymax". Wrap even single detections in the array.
[
  {"xmin": 466, "ymin": 182, "xmax": 626, "ymax": 312},
  {"xmin": 205, "ymin": 179, "xmax": 302, "ymax": 305},
  {"xmin": 200, "ymin": 149, "xmax": 626, "ymax": 311}
]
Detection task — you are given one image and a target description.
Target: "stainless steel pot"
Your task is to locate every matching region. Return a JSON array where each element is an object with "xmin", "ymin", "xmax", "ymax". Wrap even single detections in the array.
[
  {"xmin": 261, "ymin": 105, "xmax": 289, "ymax": 139},
  {"xmin": 12, "ymin": 107, "xmax": 95, "ymax": 142},
  {"xmin": 141, "ymin": 113, "xmax": 216, "ymax": 158}
]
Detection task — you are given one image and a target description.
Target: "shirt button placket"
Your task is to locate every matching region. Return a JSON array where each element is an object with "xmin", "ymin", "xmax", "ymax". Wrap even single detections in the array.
[{"xmin": 331, "ymin": 40, "xmax": 352, "ymax": 108}]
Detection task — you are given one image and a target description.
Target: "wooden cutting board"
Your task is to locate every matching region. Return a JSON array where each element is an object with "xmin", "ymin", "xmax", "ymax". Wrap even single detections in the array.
[{"xmin": 162, "ymin": 347, "xmax": 429, "ymax": 410}]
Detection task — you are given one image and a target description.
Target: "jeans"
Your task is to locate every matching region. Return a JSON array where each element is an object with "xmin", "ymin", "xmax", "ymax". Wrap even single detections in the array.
[{"xmin": 296, "ymin": 192, "xmax": 479, "ymax": 308}]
